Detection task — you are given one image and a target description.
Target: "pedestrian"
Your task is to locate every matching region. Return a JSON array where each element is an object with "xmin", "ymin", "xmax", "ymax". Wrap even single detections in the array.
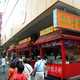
[
  {"xmin": 11, "ymin": 55, "xmax": 19, "ymax": 67},
  {"xmin": 8, "ymin": 62, "xmax": 17, "ymax": 80},
  {"xmin": 23, "ymin": 58, "xmax": 33, "ymax": 80},
  {"xmin": 34, "ymin": 56, "xmax": 45, "ymax": 80},
  {"xmin": 1, "ymin": 55, "xmax": 6, "ymax": 73},
  {"xmin": 42, "ymin": 56, "xmax": 47, "ymax": 64},
  {"xmin": 12, "ymin": 62, "xmax": 27, "ymax": 80},
  {"xmin": 19, "ymin": 56, "xmax": 23, "ymax": 62}
]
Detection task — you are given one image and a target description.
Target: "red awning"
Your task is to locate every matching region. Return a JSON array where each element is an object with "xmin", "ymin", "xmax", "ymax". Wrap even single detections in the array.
[
  {"xmin": 62, "ymin": 34, "xmax": 80, "ymax": 41},
  {"xmin": 16, "ymin": 42, "xmax": 29, "ymax": 50},
  {"xmin": 7, "ymin": 48, "xmax": 15, "ymax": 52},
  {"xmin": 35, "ymin": 32, "xmax": 61, "ymax": 45}
]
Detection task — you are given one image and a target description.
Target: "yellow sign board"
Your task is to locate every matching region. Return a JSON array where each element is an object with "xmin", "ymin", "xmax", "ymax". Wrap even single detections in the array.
[
  {"xmin": 10, "ymin": 44, "xmax": 15, "ymax": 48},
  {"xmin": 19, "ymin": 37, "xmax": 31, "ymax": 44},
  {"xmin": 40, "ymin": 26, "xmax": 56, "ymax": 36}
]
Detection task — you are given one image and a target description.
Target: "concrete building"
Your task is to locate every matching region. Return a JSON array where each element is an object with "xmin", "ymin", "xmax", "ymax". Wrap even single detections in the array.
[
  {"xmin": 0, "ymin": 13, "xmax": 2, "ymax": 45},
  {"xmin": 1, "ymin": 0, "xmax": 80, "ymax": 47}
]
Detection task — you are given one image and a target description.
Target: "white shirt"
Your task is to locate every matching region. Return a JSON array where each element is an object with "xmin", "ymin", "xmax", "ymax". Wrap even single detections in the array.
[
  {"xmin": 34, "ymin": 59, "xmax": 45, "ymax": 72},
  {"xmin": 2, "ymin": 58, "xmax": 6, "ymax": 66},
  {"xmin": 23, "ymin": 63, "xmax": 33, "ymax": 80}
]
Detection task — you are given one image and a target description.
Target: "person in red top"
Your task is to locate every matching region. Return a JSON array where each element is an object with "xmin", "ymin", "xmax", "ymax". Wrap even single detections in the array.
[
  {"xmin": 8, "ymin": 62, "xmax": 17, "ymax": 80},
  {"xmin": 12, "ymin": 61, "xmax": 27, "ymax": 80}
]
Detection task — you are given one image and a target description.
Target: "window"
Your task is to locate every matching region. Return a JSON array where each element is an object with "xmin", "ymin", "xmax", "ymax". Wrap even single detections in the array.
[
  {"xmin": 44, "ymin": 45, "xmax": 62, "ymax": 64},
  {"xmin": 64, "ymin": 40, "xmax": 80, "ymax": 63}
]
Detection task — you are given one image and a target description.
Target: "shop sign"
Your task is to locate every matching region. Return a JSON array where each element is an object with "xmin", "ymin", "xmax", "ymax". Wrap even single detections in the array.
[
  {"xmin": 47, "ymin": 64, "xmax": 62, "ymax": 74},
  {"xmin": 40, "ymin": 26, "xmax": 55, "ymax": 36},
  {"xmin": 19, "ymin": 37, "xmax": 31, "ymax": 44},
  {"xmin": 53, "ymin": 9, "xmax": 80, "ymax": 31},
  {"xmin": 41, "ymin": 42, "xmax": 61, "ymax": 48},
  {"xmin": 9, "ymin": 44, "xmax": 15, "ymax": 48}
]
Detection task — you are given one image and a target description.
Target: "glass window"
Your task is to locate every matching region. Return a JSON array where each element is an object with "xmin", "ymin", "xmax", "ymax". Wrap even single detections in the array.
[
  {"xmin": 44, "ymin": 45, "xmax": 62, "ymax": 64},
  {"xmin": 64, "ymin": 40, "xmax": 80, "ymax": 64}
]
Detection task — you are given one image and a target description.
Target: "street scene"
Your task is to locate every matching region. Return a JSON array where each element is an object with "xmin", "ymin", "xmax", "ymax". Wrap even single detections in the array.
[{"xmin": 0, "ymin": 0, "xmax": 80, "ymax": 80}]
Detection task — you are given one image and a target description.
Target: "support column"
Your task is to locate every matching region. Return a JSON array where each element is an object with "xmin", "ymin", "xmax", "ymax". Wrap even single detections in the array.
[
  {"xmin": 40, "ymin": 47, "xmax": 45, "ymax": 58},
  {"xmin": 60, "ymin": 40, "xmax": 66, "ymax": 79}
]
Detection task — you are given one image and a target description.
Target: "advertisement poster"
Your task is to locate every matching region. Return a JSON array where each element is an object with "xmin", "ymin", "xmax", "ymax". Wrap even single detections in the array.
[{"xmin": 53, "ymin": 9, "xmax": 80, "ymax": 31}]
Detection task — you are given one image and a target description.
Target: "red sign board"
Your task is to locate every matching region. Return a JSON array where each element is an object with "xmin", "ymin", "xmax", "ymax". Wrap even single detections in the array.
[{"xmin": 47, "ymin": 64, "xmax": 63, "ymax": 78}]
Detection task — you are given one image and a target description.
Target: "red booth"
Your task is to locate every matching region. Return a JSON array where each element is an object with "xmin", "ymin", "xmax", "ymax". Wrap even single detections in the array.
[
  {"xmin": 35, "ymin": 28, "xmax": 80, "ymax": 79},
  {"xmin": 34, "ymin": 8, "xmax": 80, "ymax": 79}
]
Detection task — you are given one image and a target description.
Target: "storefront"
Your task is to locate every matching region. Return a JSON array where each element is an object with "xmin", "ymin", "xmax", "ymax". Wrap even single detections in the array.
[
  {"xmin": 34, "ymin": 9, "xmax": 80, "ymax": 79},
  {"xmin": 7, "ymin": 44, "xmax": 16, "ymax": 61},
  {"xmin": 15, "ymin": 37, "xmax": 32, "ymax": 57}
]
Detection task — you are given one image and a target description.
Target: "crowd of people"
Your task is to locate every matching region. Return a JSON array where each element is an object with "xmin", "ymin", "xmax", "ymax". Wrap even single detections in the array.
[{"xmin": 7, "ymin": 55, "xmax": 48, "ymax": 80}]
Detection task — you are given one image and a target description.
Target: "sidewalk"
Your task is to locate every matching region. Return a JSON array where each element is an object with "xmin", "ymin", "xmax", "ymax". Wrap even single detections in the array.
[{"xmin": 0, "ymin": 64, "xmax": 9, "ymax": 80}]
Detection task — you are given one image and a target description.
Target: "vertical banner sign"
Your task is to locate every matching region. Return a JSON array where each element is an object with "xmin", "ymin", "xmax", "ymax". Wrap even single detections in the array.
[{"xmin": 53, "ymin": 9, "xmax": 58, "ymax": 27}]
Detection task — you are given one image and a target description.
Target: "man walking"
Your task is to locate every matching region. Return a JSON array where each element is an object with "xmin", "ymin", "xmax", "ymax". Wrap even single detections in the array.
[
  {"xmin": 1, "ymin": 55, "xmax": 6, "ymax": 73},
  {"xmin": 34, "ymin": 56, "xmax": 45, "ymax": 80}
]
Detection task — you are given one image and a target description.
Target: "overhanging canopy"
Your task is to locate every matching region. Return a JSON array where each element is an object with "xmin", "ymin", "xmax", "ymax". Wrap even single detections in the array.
[
  {"xmin": 3, "ymin": 1, "xmax": 80, "ymax": 49},
  {"xmin": 16, "ymin": 42, "xmax": 29, "ymax": 50},
  {"xmin": 7, "ymin": 47, "xmax": 15, "ymax": 52},
  {"xmin": 35, "ymin": 31, "xmax": 61, "ymax": 45}
]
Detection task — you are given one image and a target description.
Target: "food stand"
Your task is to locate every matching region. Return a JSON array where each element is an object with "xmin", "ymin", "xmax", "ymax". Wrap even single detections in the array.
[{"xmin": 34, "ymin": 9, "xmax": 80, "ymax": 79}]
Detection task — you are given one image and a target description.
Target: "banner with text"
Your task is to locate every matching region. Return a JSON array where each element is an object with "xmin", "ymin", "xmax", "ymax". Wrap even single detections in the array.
[{"xmin": 53, "ymin": 9, "xmax": 80, "ymax": 31}]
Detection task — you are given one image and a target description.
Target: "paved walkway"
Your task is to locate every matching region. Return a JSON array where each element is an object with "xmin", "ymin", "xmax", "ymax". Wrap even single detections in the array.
[
  {"xmin": 0, "ymin": 64, "xmax": 8, "ymax": 80},
  {"xmin": 0, "ymin": 64, "xmax": 55, "ymax": 80}
]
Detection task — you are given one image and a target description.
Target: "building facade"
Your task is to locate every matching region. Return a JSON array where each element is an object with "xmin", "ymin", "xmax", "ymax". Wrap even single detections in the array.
[
  {"xmin": 1, "ymin": 0, "xmax": 80, "ymax": 46},
  {"xmin": 0, "ymin": 0, "xmax": 80, "ymax": 79},
  {"xmin": 0, "ymin": 13, "xmax": 2, "ymax": 45}
]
